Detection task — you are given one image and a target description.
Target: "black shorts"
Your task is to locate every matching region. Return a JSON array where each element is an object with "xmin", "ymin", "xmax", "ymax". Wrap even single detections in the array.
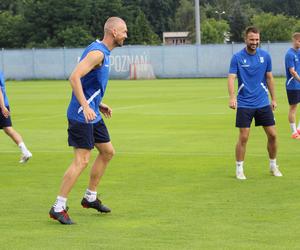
[
  {"xmin": 286, "ymin": 89, "xmax": 300, "ymax": 105},
  {"xmin": 0, "ymin": 106, "xmax": 12, "ymax": 129},
  {"xmin": 236, "ymin": 105, "xmax": 275, "ymax": 128},
  {"xmin": 68, "ymin": 119, "xmax": 111, "ymax": 149}
]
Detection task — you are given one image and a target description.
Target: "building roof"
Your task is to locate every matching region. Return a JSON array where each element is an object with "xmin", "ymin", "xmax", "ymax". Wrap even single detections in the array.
[{"xmin": 163, "ymin": 32, "xmax": 189, "ymax": 38}]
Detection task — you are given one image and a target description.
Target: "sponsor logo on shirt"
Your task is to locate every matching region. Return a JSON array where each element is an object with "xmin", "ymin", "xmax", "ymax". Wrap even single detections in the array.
[{"xmin": 241, "ymin": 58, "xmax": 250, "ymax": 67}]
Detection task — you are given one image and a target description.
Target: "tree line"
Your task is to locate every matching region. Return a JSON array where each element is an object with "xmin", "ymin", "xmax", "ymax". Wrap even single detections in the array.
[{"xmin": 0, "ymin": 0, "xmax": 300, "ymax": 48}]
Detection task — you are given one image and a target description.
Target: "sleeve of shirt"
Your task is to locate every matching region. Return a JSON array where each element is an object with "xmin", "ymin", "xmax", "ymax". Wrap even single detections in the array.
[
  {"xmin": 0, "ymin": 76, "xmax": 4, "ymax": 99},
  {"xmin": 266, "ymin": 53, "xmax": 272, "ymax": 72},
  {"xmin": 285, "ymin": 52, "xmax": 295, "ymax": 70},
  {"xmin": 229, "ymin": 55, "xmax": 238, "ymax": 74},
  {"xmin": 0, "ymin": 73, "xmax": 4, "ymax": 89}
]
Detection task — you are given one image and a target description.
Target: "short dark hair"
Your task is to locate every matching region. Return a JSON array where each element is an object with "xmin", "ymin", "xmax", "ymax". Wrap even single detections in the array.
[
  {"xmin": 292, "ymin": 32, "xmax": 300, "ymax": 39},
  {"xmin": 244, "ymin": 26, "xmax": 260, "ymax": 36}
]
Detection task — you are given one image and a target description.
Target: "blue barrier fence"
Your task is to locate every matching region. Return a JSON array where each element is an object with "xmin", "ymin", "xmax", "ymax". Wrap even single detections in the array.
[{"xmin": 0, "ymin": 42, "xmax": 291, "ymax": 80}]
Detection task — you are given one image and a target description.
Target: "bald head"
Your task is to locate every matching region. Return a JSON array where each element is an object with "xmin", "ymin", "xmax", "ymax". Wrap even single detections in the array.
[
  {"xmin": 104, "ymin": 17, "xmax": 126, "ymax": 34},
  {"xmin": 103, "ymin": 16, "xmax": 127, "ymax": 48}
]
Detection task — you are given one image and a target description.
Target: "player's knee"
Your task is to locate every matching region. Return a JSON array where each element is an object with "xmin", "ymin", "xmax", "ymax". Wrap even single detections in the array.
[
  {"xmin": 3, "ymin": 127, "xmax": 18, "ymax": 139},
  {"xmin": 3, "ymin": 127, "xmax": 13, "ymax": 136},
  {"xmin": 239, "ymin": 134, "xmax": 249, "ymax": 144},
  {"xmin": 289, "ymin": 105, "xmax": 297, "ymax": 113},
  {"xmin": 268, "ymin": 133, "xmax": 277, "ymax": 142},
  {"xmin": 75, "ymin": 156, "xmax": 90, "ymax": 169},
  {"xmin": 102, "ymin": 147, "xmax": 115, "ymax": 161},
  {"xmin": 80, "ymin": 159, "xmax": 89, "ymax": 169}
]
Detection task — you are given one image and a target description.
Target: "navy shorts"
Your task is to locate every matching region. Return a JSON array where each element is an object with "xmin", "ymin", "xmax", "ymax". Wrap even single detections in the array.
[
  {"xmin": 236, "ymin": 105, "xmax": 275, "ymax": 128},
  {"xmin": 286, "ymin": 89, "xmax": 300, "ymax": 105},
  {"xmin": 68, "ymin": 119, "xmax": 111, "ymax": 149},
  {"xmin": 0, "ymin": 106, "xmax": 12, "ymax": 129}
]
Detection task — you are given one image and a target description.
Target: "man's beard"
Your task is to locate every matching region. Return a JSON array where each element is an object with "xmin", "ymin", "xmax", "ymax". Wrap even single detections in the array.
[
  {"xmin": 247, "ymin": 44, "xmax": 258, "ymax": 52},
  {"xmin": 114, "ymin": 38, "xmax": 124, "ymax": 47}
]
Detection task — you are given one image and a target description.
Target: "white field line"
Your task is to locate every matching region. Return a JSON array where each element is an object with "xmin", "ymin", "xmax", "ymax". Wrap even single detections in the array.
[
  {"xmin": 113, "ymin": 95, "xmax": 229, "ymax": 111},
  {"xmin": 133, "ymin": 112, "xmax": 228, "ymax": 116},
  {"xmin": 14, "ymin": 113, "xmax": 64, "ymax": 122},
  {"xmin": 13, "ymin": 95, "xmax": 229, "ymax": 122}
]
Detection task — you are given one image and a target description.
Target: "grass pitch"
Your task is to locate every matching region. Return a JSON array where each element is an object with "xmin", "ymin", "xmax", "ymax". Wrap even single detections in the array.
[{"xmin": 0, "ymin": 78, "xmax": 299, "ymax": 250}]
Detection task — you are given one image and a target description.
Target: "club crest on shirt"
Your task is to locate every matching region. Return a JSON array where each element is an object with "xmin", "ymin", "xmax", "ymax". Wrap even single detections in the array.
[{"xmin": 260, "ymin": 57, "xmax": 264, "ymax": 63}]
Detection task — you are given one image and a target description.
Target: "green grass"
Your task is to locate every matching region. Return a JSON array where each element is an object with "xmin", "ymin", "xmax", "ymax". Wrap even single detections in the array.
[{"xmin": 0, "ymin": 78, "xmax": 299, "ymax": 249}]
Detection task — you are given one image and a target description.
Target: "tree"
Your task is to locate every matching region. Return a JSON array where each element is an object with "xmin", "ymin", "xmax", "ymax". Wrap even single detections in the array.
[
  {"xmin": 249, "ymin": 0, "xmax": 300, "ymax": 18},
  {"xmin": 228, "ymin": 0, "xmax": 248, "ymax": 42},
  {"xmin": 22, "ymin": 0, "xmax": 94, "ymax": 47},
  {"xmin": 293, "ymin": 20, "xmax": 300, "ymax": 33},
  {"xmin": 141, "ymin": 0, "xmax": 180, "ymax": 38},
  {"xmin": 121, "ymin": 1, "xmax": 161, "ymax": 45},
  {"xmin": 1, "ymin": 0, "xmax": 300, "ymax": 47},
  {"xmin": 0, "ymin": 11, "xmax": 26, "ymax": 48},
  {"xmin": 87, "ymin": 0, "xmax": 123, "ymax": 38},
  {"xmin": 202, "ymin": 0, "xmax": 257, "ymax": 42},
  {"xmin": 173, "ymin": 0, "xmax": 194, "ymax": 32},
  {"xmin": 251, "ymin": 13, "xmax": 299, "ymax": 41},
  {"xmin": 172, "ymin": 0, "xmax": 202, "ymax": 43},
  {"xmin": 201, "ymin": 18, "xmax": 230, "ymax": 43},
  {"xmin": 127, "ymin": 9, "xmax": 160, "ymax": 45},
  {"xmin": 57, "ymin": 27, "xmax": 94, "ymax": 47},
  {"xmin": 0, "ymin": 0, "xmax": 25, "ymax": 15},
  {"xmin": 203, "ymin": 0, "xmax": 233, "ymax": 20},
  {"xmin": 174, "ymin": 0, "xmax": 231, "ymax": 44}
]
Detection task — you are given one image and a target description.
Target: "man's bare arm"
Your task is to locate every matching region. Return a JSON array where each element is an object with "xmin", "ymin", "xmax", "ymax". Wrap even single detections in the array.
[
  {"xmin": 266, "ymin": 72, "xmax": 277, "ymax": 111},
  {"xmin": 289, "ymin": 67, "xmax": 300, "ymax": 82},
  {"xmin": 69, "ymin": 51, "xmax": 104, "ymax": 122},
  {"xmin": 228, "ymin": 73, "xmax": 237, "ymax": 109}
]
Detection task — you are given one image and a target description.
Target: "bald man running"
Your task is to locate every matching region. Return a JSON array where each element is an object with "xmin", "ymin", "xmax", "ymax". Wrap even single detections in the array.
[{"xmin": 49, "ymin": 17, "xmax": 128, "ymax": 225}]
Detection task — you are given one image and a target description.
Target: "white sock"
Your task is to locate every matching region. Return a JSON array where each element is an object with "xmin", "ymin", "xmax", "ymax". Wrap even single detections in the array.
[
  {"xmin": 53, "ymin": 196, "xmax": 67, "ymax": 212},
  {"xmin": 290, "ymin": 123, "xmax": 297, "ymax": 134},
  {"xmin": 297, "ymin": 121, "xmax": 300, "ymax": 130},
  {"xmin": 270, "ymin": 159, "xmax": 277, "ymax": 169},
  {"xmin": 18, "ymin": 142, "xmax": 29, "ymax": 155},
  {"xmin": 84, "ymin": 189, "xmax": 97, "ymax": 202},
  {"xmin": 236, "ymin": 161, "xmax": 244, "ymax": 172}
]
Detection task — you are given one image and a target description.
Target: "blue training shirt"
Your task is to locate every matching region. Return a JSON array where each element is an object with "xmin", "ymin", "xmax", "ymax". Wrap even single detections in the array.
[
  {"xmin": 0, "ymin": 71, "xmax": 9, "ymax": 107},
  {"xmin": 285, "ymin": 48, "xmax": 300, "ymax": 90},
  {"xmin": 67, "ymin": 40, "xmax": 111, "ymax": 123},
  {"xmin": 229, "ymin": 48, "xmax": 272, "ymax": 108}
]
